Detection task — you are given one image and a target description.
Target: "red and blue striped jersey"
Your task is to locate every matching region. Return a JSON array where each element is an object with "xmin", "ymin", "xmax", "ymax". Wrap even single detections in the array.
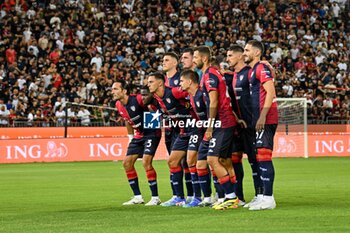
[
  {"xmin": 153, "ymin": 87, "xmax": 194, "ymax": 136},
  {"xmin": 232, "ymin": 66, "xmax": 254, "ymax": 127},
  {"xmin": 250, "ymin": 62, "xmax": 278, "ymax": 125},
  {"xmin": 200, "ymin": 66, "xmax": 237, "ymax": 128},
  {"xmin": 116, "ymin": 94, "xmax": 161, "ymax": 139},
  {"xmin": 165, "ymin": 71, "xmax": 181, "ymax": 87},
  {"xmin": 189, "ymin": 89, "xmax": 207, "ymax": 121}
]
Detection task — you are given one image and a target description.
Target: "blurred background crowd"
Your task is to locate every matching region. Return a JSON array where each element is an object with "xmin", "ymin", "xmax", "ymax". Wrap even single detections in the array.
[{"xmin": 0, "ymin": 0, "xmax": 349, "ymax": 127}]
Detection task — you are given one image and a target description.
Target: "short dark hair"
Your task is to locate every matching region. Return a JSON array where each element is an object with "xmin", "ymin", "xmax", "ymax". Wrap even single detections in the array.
[
  {"xmin": 209, "ymin": 56, "xmax": 219, "ymax": 68},
  {"xmin": 194, "ymin": 46, "xmax": 211, "ymax": 58},
  {"xmin": 115, "ymin": 79, "xmax": 130, "ymax": 95},
  {"xmin": 180, "ymin": 69, "xmax": 199, "ymax": 84},
  {"xmin": 148, "ymin": 72, "xmax": 165, "ymax": 83},
  {"xmin": 182, "ymin": 48, "xmax": 194, "ymax": 56},
  {"xmin": 228, "ymin": 44, "xmax": 244, "ymax": 53},
  {"xmin": 163, "ymin": 52, "xmax": 179, "ymax": 62},
  {"xmin": 247, "ymin": 40, "xmax": 265, "ymax": 55}
]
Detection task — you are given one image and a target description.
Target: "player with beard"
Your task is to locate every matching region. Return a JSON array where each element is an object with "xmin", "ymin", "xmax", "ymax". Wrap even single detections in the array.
[
  {"xmin": 225, "ymin": 45, "xmax": 264, "ymax": 207},
  {"xmin": 243, "ymin": 40, "xmax": 278, "ymax": 210},
  {"xmin": 193, "ymin": 46, "xmax": 239, "ymax": 210},
  {"xmin": 180, "ymin": 48, "xmax": 203, "ymax": 80},
  {"xmin": 112, "ymin": 79, "xmax": 161, "ymax": 206}
]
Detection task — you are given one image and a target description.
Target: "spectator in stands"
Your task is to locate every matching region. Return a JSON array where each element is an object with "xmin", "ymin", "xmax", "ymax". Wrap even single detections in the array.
[
  {"xmin": 0, "ymin": 104, "xmax": 10, "ymax": 126},
  {"xmin": 77, "ymin": 105, "xmax": 91, "ymax": 126}
]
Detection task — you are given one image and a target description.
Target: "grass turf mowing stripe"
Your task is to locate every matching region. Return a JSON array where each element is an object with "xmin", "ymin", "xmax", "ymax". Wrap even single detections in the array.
[{"xmin": 0, "ymin": 158, "xmax": 349, "ymax": 233}]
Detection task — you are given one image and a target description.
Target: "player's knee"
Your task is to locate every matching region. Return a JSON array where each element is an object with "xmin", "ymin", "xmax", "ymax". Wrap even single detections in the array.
[
  {"xmin": 168, "ymin": 153, "xmax": 183, "ymax": 167},
  {"xmin": 221, "ymin": 158, "xmax": 233, "ymax": 171},
  {"xmin": 218, "ymin": 157, "xmax": 225, "ymax": 164},
  {"xmin": 123, "ymin": 158, "xmax": 133, "ymax": 170},
  {"xmin": 207, "ymin": 156, "xmax": 219, "ymax": 168},
  {"xmin": 167, "ymin": 158, "xmax": 178, "ymax": 167},
  {"xmin": 142, "ymin": 159, "xmax": 152, "ymax": 170},
  {"xmin": 167, "ymin": 158, "xmax": 172, "ymax": 167},
  {"xmin": 187, "ymin": 153, "xmax": 197, "ymax": 167},
  {"xmin": 196, "ymin": 160, "xmax": 207, "ymax": 170}
]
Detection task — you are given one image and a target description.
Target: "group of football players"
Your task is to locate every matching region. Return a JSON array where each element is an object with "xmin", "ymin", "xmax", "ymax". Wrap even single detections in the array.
[{"xmin": 112, "ymin": 40, "xmax": 278, "ymax": 211}]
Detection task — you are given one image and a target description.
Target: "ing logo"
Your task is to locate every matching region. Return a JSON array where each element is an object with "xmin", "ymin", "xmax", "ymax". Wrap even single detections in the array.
[{"xmin": 276, "ymin": 137, "xmax": 297, "ymax": 153}]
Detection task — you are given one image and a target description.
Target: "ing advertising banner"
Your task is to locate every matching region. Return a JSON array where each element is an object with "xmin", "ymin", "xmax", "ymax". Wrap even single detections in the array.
[
  {"xmin": 0, "ymin": 137, "xmax": 168, "ymax": 164},
  {"xmin": 0, "ymin": 127, "xmax": 128, "ymax": 140},
  {"xmin": 0, "ymin": 125, "xmax": 350, "ymax": 163},
  {"xmin": 0, "ymin": 126, "xmax": 349, "ymax": 164}
]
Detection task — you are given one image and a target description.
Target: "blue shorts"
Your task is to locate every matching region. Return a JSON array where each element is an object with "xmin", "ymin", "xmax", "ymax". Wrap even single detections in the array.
[
  {"xmin": 208, "ymin": 127, "xmax": 235, "ymax": 158},
  {"xmin": 197, "ymin": 140, "xmax": 209, "ymax": 161},
  {"xmin": 255, "ymin": 124, "xmax": 277, "ymax": 150},
  {"xmin": 188, "ymin": 129, "xmax": 205, "ymax": 152},
  {"xmin": 171, "ymin": 134, "xmax": 190, "ymax": 152},
  {"xmin": 127, "ymin": 135, "xmax": 161, "ymax": 157},
  {"xmin": 231, "ymin": 127, "xmax": 257, "ymax": 161}
]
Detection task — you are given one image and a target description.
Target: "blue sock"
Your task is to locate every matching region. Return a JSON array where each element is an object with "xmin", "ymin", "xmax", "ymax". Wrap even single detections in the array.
[
  {"xmin": 189, "ymin": 166, "xmax": 201, "ymax": 199},
  {"xmin": 184, "ymin": 168, "xmax": 194, "ymax": 197},
  {"xmin": 197, "ymin": 168, "xmax": 212, "ymax": 197},
  {"xmin": 259, "ymin": 161, "xmax": 275, "ymax": 196},
  {"xmin": 232, "ymin": 162, "xmax": 244, "ymax": 201},
  {"xmin": 170, "ymin": 174, "xmax": 176, "ymax": 195},
  {"xmin": 170, "ymin": 166, "xmax": 184, "ymax": 199},
  {"xmin": 219, "ymin": 175, "xmax": 236, "ymax": 198},
  {"xmin": 249, "ymin": 160, "xmax": 264, "ymax": 195},
  {"xmin": 212, "ymin": 171, "xmax": 225, "ymax": 198},
  {"xmin": 165, "ymin": 133, "xmax": 176, "ymax": 196},
  {"xmin": 126, "ymin": 169, "xmax": 141, "ymax": 196},
  {"xmin": 146, "ymin": 168, "xmax": 158, "ymax": 197}
]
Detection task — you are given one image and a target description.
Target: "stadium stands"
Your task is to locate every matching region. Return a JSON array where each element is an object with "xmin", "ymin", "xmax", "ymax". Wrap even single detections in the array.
[{"xmin": 0, "ymin": 0, "xmax": 349, "ymax": 127}]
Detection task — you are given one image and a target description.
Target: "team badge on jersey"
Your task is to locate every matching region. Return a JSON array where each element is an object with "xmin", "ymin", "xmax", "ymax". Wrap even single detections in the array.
[
  {"xmin": 166, "ymin": 98, "xmax": 171, "ymax": 103},
  {"xmin": 196, "ymin": 101, "xmax": 200, "ymax": 107},
  {"xmin": 130, "ymin": 106, "xmax": 136, "ymax": 111},
  {"xmin": 174, "ymin": 80, "xmax": 179, "ymax": 85},
  {"xmin": 239, "ymin": 75, "xmax": 244, "ymax": 81}
]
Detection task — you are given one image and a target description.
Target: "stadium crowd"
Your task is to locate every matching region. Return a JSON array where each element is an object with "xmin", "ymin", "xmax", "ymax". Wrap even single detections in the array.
[{"xmin": 0, "ymin": 0, "xmax": 349, "ymax": 127}]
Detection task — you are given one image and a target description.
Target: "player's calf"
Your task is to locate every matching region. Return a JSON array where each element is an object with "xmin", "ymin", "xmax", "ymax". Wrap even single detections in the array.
[{"xmin": 208, "ymin": 156, "xmax": 237, "ymax": 201}]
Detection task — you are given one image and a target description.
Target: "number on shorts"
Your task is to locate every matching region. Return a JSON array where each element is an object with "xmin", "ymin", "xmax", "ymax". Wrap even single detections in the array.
[
  {"xmin": 209, "ymin": 138, "xmax": 217, "ymax": 148},
  {"xmin": 189, "ymin": 135, "xmax": 198, "ymax": 144},
  {"xmin": 145, "ymin": 139, "xmax": 152, "ymax": 148},
  {"xmin": 256, "ymin": 130, "xmax": 265, "ymax": 140}
]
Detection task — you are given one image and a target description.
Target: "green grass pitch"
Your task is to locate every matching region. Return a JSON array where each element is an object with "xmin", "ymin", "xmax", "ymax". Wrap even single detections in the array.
[{"xmin": 0, "ymin": 158, "xmax": 349, "ymax": 233}]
